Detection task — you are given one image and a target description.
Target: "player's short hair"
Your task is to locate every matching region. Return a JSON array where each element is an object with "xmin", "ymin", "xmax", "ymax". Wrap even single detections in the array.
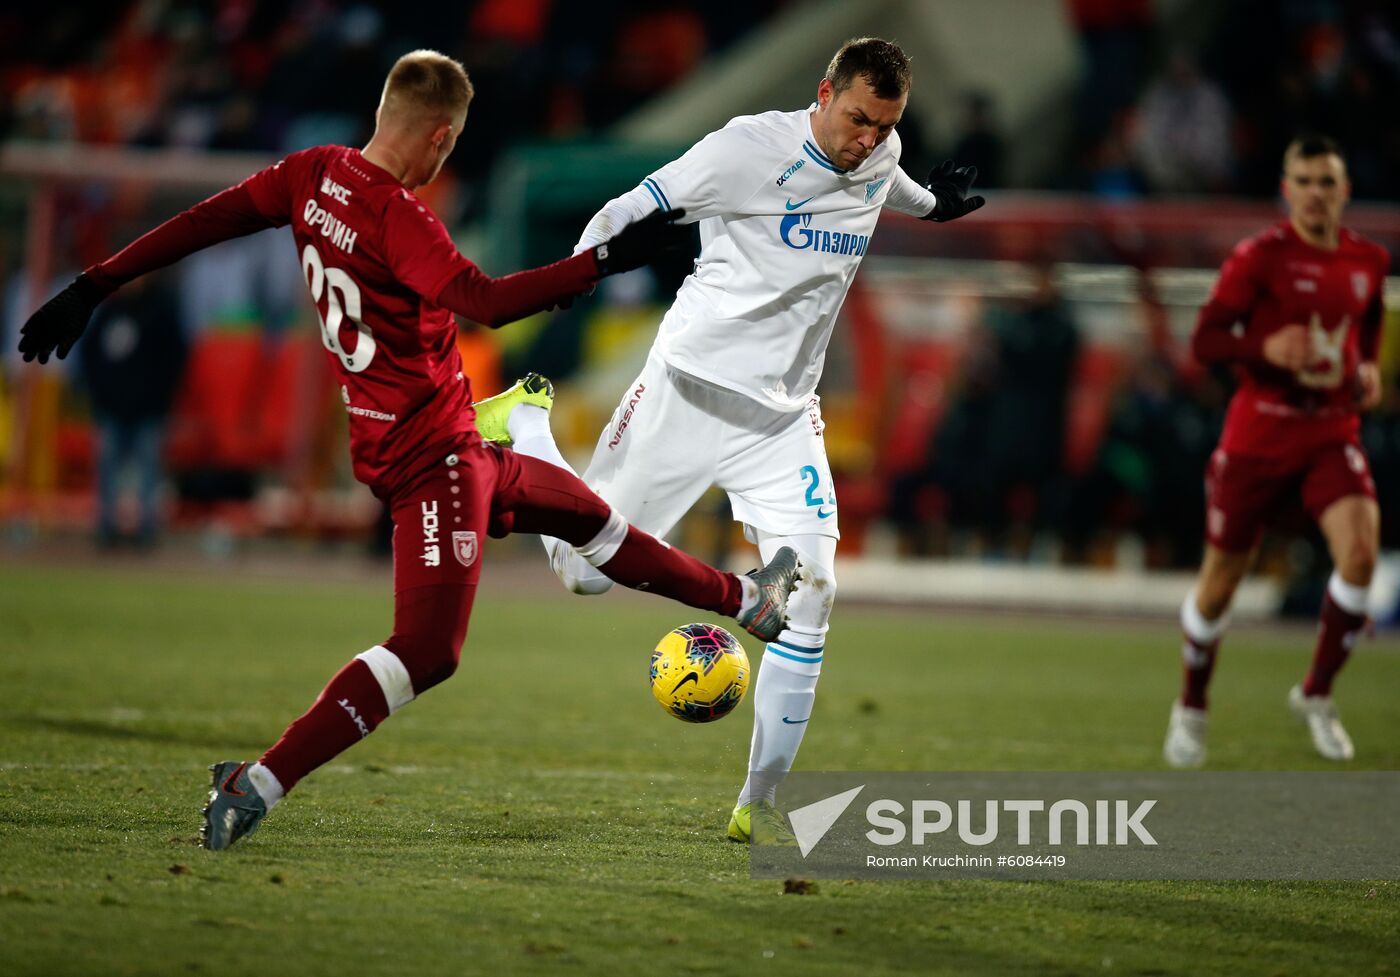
[
  {"xmin": 825, "ymin": 37, "xmax": 911, "ymax": 100},
  {"xmin": 1282, "ymin": 133, "xmax": 1345, "ymax": 171},
  {"xmin": 380, "ymin": 50, "xmax": 474, "ymax": 123}
]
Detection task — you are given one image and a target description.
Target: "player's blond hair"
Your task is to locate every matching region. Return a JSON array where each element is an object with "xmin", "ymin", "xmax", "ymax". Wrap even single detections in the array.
[{"xmin": 379, "ymin": 50, "xmax": 474, "ymax": 124}]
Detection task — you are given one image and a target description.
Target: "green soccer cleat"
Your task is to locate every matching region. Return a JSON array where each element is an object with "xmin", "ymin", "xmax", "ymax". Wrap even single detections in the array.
[
  {"xmin": 727, "ymin": 799, "xmax": 798, "ymax": 846},
  {"xmin": 735, "ymin": 546, "xmax": 801, "ymax": 643},
  {"xmin": 472, "ymin": 373, "xmax": 554, "ymax": 446},
  {"xmin": 201, "ymin": 761, "xmax": 269, "ymax": 851}
]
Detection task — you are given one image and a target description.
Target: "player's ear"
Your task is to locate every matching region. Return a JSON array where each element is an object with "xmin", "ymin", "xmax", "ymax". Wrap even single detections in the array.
[{"xmin": 817, "ymin": 78, "xmax": 834, "ymax": 109}]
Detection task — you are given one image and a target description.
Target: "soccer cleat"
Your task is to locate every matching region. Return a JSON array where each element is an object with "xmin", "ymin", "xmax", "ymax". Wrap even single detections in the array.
[
  {"xmin": 736, "ymin": 546, "xmax": 800, "ymax": 643},
  {"xmin": 1288, "ymin": 684, "xmax": 1354, "ymax": 761},
  {"xmin": 1163, "ymin": 700, "xmax": 1208, "ymax": 768},
  {"xmin": 472, "ymin": 372, "xmax": 554, "ymax": 446},
  {"xmin": 201, "ymin": 761, "xmax": 269, "ymax": 851},
  {"xmin": 727, "ymin": 800, "xmax": 798, "ymax": 846}
]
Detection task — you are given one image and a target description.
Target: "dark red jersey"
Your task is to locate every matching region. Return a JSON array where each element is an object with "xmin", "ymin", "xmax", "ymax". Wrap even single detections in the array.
[
  {"xmin": 1192, "ymin": 221, "xmax": 1389, "ymax": 458},
  {"xmin": 88, "ymin": 145, "xmax": 599, "ymax": 495}
]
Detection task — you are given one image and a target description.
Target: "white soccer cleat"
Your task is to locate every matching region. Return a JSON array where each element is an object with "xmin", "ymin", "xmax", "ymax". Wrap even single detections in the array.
[
  {"xmin": 1163, "ymin": 700, "xmax": 1208, "ymax": 768},
  {"xmin": 1288, "ymin": 684, "xmax": 1355, "ymax": 761}
]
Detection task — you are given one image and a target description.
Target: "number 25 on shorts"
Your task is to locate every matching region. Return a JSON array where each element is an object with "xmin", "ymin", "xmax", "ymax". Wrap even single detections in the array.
[{"xmin": 800, "ymin": 465, "xmax": 836, "ymax": 519}]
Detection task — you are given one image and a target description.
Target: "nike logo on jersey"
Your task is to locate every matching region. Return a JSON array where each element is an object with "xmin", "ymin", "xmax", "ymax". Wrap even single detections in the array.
[
  {"xmin": 782, "ymin": 716, "xmax": 810, "ymax": 725},
  {"xmin": 816, "ymin": 508, "xmax": 834, "ymax": 519},
  {"xmin": 785, "ymin": 196, "xmax": 816, "ymax": 211},
  {"xmin": 670, "ymin": 672, "xmax": 700, "ymax": 694}
]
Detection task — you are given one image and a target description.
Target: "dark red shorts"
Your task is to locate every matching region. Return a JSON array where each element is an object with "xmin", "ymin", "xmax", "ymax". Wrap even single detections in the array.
[
  {"xmin": 1204, "ymin": 440, "xmax": 1377, "ymax": 553},
  {"xmin": 388, "ymin": 439, "xmax": 610, "ymax": 593}
]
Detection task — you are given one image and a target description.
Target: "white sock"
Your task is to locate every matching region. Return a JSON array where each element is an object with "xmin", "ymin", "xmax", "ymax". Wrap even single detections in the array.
[
  {"xmin": 738, "ymin": 630, "xmax": 823, "ymax": 807},
  {"xmin": 247, "ymin": 762, "xmax": 285, "ymax": 810},
  {"xmin": 508, "ymin": 405, "xmax": 577, "ymax": 475},
  {"xmin": 1181, "ymin": 590, "xmax": 1229, "ymax": 644},
  {"xmin": 1328, "ymin": 570, "xmax": 1370, "ymax": 616},
  {"xmin": 504, "ymin": 404, "xmax": 593, "ymax": 586}
]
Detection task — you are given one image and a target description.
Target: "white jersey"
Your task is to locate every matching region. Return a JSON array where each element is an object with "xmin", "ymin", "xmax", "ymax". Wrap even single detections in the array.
[{"xmin": 577, "ymin": 106, "xmax": 935, "ymax": 411}]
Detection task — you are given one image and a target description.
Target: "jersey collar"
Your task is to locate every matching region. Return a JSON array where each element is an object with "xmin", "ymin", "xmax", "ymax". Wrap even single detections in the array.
[{"xmin": 803, "ymin": 105, "xmax": 849, "ymax": 175}]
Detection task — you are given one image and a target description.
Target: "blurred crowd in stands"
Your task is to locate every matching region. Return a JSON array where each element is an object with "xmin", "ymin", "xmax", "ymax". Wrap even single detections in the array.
[
  {"xmin": 3, "ymin": 1, "xmax": 1398, "ymax": 199},
  {"xmin": 0, "ymin": 0, "xmax": 782, "ymax": 224},
  {"xmin": 1068, "ymin": 0, "xmax": 1400, "ymax": 200}
]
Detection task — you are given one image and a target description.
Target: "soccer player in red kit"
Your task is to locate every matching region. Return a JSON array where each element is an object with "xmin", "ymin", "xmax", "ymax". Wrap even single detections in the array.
[
  {"xmin": 18, "ymin": 51, "xmax": 800, "ymax": 849},
  {"xmin": 1163, "ymin": 135, "xmax": 1389, "ymax": 767}
]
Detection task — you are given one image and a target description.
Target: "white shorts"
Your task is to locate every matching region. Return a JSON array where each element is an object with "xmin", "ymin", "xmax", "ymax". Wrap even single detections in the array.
[{"xmin": 582, "ymin": 350, "xmax": 839, "ymax": 541}]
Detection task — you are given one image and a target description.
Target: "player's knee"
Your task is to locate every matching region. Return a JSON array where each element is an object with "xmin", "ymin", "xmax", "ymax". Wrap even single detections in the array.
[
  {"xmin": 1339, "ymin": 541, "xmax": 1377, "ymax": 585},
  {"xmin": 384, "ymin": 632, "xmax": 465, "ymax": 695},
  {"xmin": 1193, "ymin": 583, "xmax": 1236, "ymax": 622},
  {"xmin": 786, "ymin": 562, "xmax": 837, "ymax": 631}
]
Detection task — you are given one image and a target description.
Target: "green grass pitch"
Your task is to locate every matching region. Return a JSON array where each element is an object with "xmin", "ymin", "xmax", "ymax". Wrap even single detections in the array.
[{"xmin": 1, "ymin": 559, "xmax": 1397, "ymax": 976}]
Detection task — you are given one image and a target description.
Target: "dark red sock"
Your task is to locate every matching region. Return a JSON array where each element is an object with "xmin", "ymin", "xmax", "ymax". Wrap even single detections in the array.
[
  {"xmin": 1303, "ymin": 592, "xmax": 1365, "ymax": 697},
  {"xmin": 1180, "ymin": 635, "xmax": 1219, "ymax": 710},
  {"xmin": 599, "ymin": 527, "xmax": 741, "ymax": 616},
  {"xmin": 499, "ymin": 454, "xmax": 742, "ymax": 616},
  {"xmin": 259, "ymin": 658, "xmax": 390, "ymax": 792}
]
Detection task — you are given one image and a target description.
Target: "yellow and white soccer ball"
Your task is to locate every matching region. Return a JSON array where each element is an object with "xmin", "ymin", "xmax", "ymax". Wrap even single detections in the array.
[{"xmin": 649, "ymin": 623, "xmax": 750, "ymax": 723}]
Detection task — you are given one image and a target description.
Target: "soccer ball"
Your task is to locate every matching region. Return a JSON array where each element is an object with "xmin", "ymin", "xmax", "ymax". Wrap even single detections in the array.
[{"xmin": 649, "ymin": 623, "xmax": 750, "ymax": 723}]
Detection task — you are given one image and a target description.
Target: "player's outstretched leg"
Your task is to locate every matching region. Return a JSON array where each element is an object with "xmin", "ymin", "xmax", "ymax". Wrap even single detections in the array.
[
  {"xmin": 504, "ymin": 453, "xmax": 799, "ymax": 641},
  {"xmin": 730, "ymin": 531, "xmax": 835, "ymax": 843},
  {"xmin": 557, "ymin": 506, "xmax": 799, "ymax": 642}
]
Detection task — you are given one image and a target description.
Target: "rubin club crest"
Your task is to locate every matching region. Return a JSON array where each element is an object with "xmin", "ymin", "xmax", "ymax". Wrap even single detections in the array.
[{"xmin": 452, "ymin": 531, "xmax": 478, "ymax": 568}]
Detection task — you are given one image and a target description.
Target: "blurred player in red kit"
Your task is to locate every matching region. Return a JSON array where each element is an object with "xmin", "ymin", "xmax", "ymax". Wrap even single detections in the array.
[
  {"xmin": 1164, "ymin": 135, "xmax": 1389, "ymax": 767},
  {"xmin": 18, "ymin": 51, "xmax": 800, "ymax": 848}
]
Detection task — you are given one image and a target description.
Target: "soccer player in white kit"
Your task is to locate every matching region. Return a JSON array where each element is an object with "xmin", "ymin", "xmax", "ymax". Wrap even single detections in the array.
[{"xmin": 502, "ymin": 37, "xmax": 985, "ymax": 842}]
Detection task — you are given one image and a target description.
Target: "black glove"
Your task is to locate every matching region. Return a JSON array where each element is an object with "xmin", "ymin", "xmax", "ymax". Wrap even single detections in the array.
[
  {"xmin": 593, "ymin": 208, "xmax": 689, "ymax": 276},
  {"xmin": 18, "ymin": 273, "xmax": 109, "ymax": 364},
  {"xmin": 921, "ymin": 160, "xmax": 985, "ymax": 223}
]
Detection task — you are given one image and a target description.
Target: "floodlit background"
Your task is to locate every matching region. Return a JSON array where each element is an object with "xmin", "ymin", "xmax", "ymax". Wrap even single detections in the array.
[{"xmin": 1, "ymin": 0, "xmax": 1399, "ymax": 618}]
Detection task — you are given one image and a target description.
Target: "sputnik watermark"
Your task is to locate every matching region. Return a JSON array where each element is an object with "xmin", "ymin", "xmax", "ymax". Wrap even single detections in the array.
[
  {"xmin": 785, "ymin": 786, "xmax": 1155, "ymax": 857},
  {"xmin": 751, "ymin": 772, "xmax": 1400, "ymax": 880}
]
